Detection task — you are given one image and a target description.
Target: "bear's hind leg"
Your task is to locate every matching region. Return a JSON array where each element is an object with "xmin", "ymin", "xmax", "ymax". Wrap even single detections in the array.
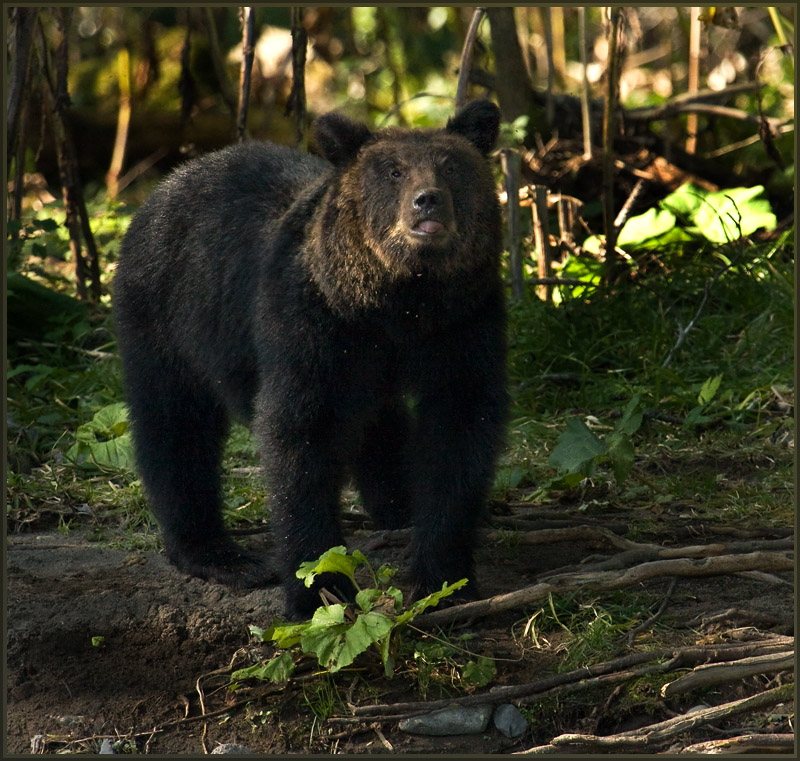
[{"xmin": 125, "ymin": 359, "xmax": 274, "ymax": 588}]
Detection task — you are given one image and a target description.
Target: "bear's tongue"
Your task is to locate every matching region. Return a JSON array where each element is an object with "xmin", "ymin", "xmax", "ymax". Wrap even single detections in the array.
[{"xmin": 415, "ymin": 219, "xmax": 444, "ymax": 234}]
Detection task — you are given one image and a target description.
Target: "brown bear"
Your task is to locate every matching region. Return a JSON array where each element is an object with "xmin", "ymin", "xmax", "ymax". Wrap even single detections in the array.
[{"xmin": 113, "ymin": 99, "xmax": 508, "ymax": 619}]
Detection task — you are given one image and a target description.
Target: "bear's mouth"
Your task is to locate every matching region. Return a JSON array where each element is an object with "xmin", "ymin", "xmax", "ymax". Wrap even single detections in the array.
[{"xmin": 411, "ymin": 219, "xmax": 446, "ymax": 236}]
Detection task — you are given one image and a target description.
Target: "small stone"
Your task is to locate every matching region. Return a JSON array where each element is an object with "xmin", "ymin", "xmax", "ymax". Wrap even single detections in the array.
[
  {"xmin": 493, "ymin": 703, "xmax": 527, "ymax": 738},
  {"xmin": 399, "ymin": 705, "xmax": 493, "ymax": 736},
  {"xmin": 99, "ymin": 738, "xmax": 117, "ymax": 754},
  {"xmin": 211, "ymin": 743, "xmax": 253, "ymax": 754}
]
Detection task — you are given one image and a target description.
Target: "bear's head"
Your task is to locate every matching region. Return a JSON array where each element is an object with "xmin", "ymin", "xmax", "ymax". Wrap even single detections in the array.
[{"xmin": 314, "ymin": 100, "xmax": 501, "ymax": 278}]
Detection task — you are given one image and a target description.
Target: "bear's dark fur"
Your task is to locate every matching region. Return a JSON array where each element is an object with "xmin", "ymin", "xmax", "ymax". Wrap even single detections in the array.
[{"xmin": 113, "ymin": 100, "xmax": 509, "ymax": 619}]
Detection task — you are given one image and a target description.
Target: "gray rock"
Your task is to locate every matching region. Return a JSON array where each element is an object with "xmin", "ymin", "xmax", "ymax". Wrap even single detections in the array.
[
  {"xmin": 210, "ymin": 743, "xmax": 254, "ymax": 754},
  {"xmin": 99, "ymin": 738, "xmax": 117, "ymax": 754},
  {"xmin": 399, "ymin": 705, "xmax": 493, "ymax": 736},
  {"xmin": 493, "ymin": 703, "xmax": 527, "ymax": 738}
]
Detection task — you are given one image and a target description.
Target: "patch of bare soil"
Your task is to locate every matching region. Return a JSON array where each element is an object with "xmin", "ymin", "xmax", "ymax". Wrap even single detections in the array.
[{"xmin": 6, "ymin": 502, "xmax": 795, "ymax": 755}]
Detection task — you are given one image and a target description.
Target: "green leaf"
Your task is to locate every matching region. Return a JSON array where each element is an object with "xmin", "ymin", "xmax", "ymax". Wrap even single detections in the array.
[
  {"xmin": 297, "ymin": 545, "xmax": 363, "ymax": 588},
  {"xmin": 698, "ymin": 373, "xmax": 723, "ymax": 405},
  {"xmin": 462, "ymin": 656, "xmax": 497, "ymax": 688},
  {"xmin": 263, "ymin": 621, "xmax": 307, "ymax": 649},
  {"xmin": 616, "ymin": 393, "xmax": 643, "ymax": 436},
  {"xmin": 394, "ymin": 578, "xmax": 468, "ymax": 627},
  {"xmin": 606, "ymin": 431, "xmax": 635, "ymax": 484},
  {"xmin": 355, "ymin": 588, "xmax": 382, "ymax": 612},
  {"xmin": 375, "ymin": 564, "xmax": 398, "ymax": 587},
  {"xmin": 333, "ymin": 611, "xmax": 395, "ymax": 672},
  {"xmin": 494, "ymin": 465, "xmax": 526, "ymax": 490},
  {"xmin": 685, "ymin": 405, "xmax": 714, "ymax": 428},
  {"xmin": 661, "ymin": 183, "xmax": 776, "ymax": 243},
  {"xmin": 617, "ymin": 207, "xmax": 676, "ymax": 247},
  {"xmin": 548, "ymin": 418, "xmax": 607, "ymax": 477},
  {"xmin": 67, "ymin": 403, "xmax": 135, "ymax": 471},
  {"xmin": 231, "ymin": 650, "xmax": 295, "ymax": 684},
  {"xmin": 660, "ymin": 182, "xmax": 707, "ymax": 218}
]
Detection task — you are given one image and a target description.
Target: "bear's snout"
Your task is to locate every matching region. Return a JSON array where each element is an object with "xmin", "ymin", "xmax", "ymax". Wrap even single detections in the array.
[
  {"xmin": 407, "ymin": 185, "xmax": 454, "ymax": 240},
  {"xmin": 413, "ymin": 187, "xmax": 444, "ymax": 213}
]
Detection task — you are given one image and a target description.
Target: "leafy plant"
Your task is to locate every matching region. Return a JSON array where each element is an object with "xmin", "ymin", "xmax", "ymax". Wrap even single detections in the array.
[
  {"xmin": 583, "ymin": 182, "xmax": 777, "ymax": 253},
  {"xmin": 548, "ymin": 394, "xmax": 644, "ymax": 487},
  {"xmin": 66, "ymin": 402, "xmax": 135, "ymax": 471},
  {"xmin": 231, "ymin": 547, "xmax": 467, "ymax": 685}
]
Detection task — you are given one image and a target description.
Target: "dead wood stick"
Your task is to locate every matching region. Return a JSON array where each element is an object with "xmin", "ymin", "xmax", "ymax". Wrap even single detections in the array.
[
  {"xmin": 415, "ymin": 551, "xmax": 794, "ymax": 627},
  {"xmin": 697, "ymin": 607, "xmax": 795, "ymax": 630},
  {"xmin": 679, "ymin": 733, "xmax": 796, "ymax": 754},
  {"xmin": 349, "ymin": 639, "xmax": 792, "ymax": 719},
  {"xmin": 486, "ymin": 527, "xmax": 792, "ymax": 557},
  {"xmin": 538, "ymin": 682, "xmax": 794, "ymax": 750},
  {"xmin": 455, "ymin": 8, "xmax": 485, "ymax": 110},
  {"xmin": 351, "ymin": 650, "xmax": 661, "ymax": 717},
  {"xmin": 660, "ymin": 650, "xmax": 794, "ymax": 697}
]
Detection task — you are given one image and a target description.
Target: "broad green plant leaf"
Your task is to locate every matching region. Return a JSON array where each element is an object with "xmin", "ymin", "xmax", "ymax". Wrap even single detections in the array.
[
  {"xmin": 617, "ymin": 207, "xmax": 677, "ymax": 247},
  {"xmin": 231, "ymin": 650, "xmax": 295, "ymax": 684},
  {"xmin": 67, "ymin": 402, "xmax": 135, "ymax": 471},
  {"xmin": 297, "ymin": 545, "xmax": 367, "ymax": 588},
  {"xmin": 548, "ymin": 417, "xmax": 607, "ymax": 484},
  {"xmin": 661, "ymin": 183, "xmax": 776, "ymax": 243}
]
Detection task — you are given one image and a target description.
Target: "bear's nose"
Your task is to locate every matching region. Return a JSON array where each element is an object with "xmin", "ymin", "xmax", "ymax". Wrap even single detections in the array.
[{"xmin": 413, "ymin": 188, "xmax": 443, "ymax": 212}]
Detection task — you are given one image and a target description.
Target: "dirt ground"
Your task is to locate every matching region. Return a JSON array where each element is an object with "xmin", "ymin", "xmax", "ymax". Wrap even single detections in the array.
[{"xmin": 5, "ymin": 500, "xmax": 795, "ymax": 755}]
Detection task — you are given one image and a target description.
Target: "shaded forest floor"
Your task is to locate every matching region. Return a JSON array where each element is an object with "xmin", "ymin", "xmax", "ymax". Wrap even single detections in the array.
[{"xmin": 6, "ymin": 432, "xmax": 794, "ymax": 754}]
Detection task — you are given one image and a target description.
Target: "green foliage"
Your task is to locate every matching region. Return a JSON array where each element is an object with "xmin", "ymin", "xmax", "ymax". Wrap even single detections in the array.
[
  {"xmin": 521, "ymin": 592, "xmax": 644, "ymax": 670},
  {"xmin": 231, "ymin": 547, "xmax": 467, "ymax": 685},
  {"xmin": 411, "ymin": 636, "xmax": 497, "ymax": 698},
  {"xmin": 67, "ymin": 402, "xmax": 135, "ymax": 471},
  {"xmin": 584, "ymin": 183, "xmax": 777, "ymax": 253},
  {"xmin": 548, "ymin": 395, "xmax": 643, "ymax": 487}
]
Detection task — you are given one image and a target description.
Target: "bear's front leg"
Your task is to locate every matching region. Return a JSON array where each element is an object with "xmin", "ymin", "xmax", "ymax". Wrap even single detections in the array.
[
  {"xmin": 406, "ymin": 328, "xmax": 508, "ymax": 603},
  {"xmin": 257, "ymin": 405, "xmax": 352, "ymax": 619}
]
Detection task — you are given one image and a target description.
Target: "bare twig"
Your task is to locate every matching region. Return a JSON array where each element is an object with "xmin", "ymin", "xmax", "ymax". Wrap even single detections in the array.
[
  {"xmin": 686, "ymin": 7, "xmax": 702, "ymax": 154},
  {"xmin": 532, "ymin": 682, "xmax": 794, "ymax": 751},
  {"xmin": 626, "ymin": 577, "xmax": 677, "ymax": 645},
  {"xmin": 203, "ymin": 8, "xmax": 238, "ymax": 117},
  {"xmin": 416, "ymin": 551, "xmax": 794, "ymax": 627},
  {"xmin": 661, "ymin": 650, "xmax": 794, "ymax": 697},
  {"xmin": 613, "ymin": 178, "xmax": 646, "ymax": 231},
  {"xmin": 287, "ymin": 7, "xmax": 308, "ymax": 148},
  {"xmin": 602, "ymin": 7, "xmax": 623, "ymax": 283},
  {"xmin": 501, "ymin": 149, "xmax": 524, "ymax": 301},
  {"xmin": 348, "ymin": 638, "xmax": 793, "ymax": 721},
  {"xmin": 531, "ymin": 186, "xmax": 553, "ymax": 301},
  {"xmin": 7, "ymin": 7, "xmax": 38, "ymax": 172},
  {"xmin": 236, "ymin": 6, "xmax": 256, "ymax": 143},
  {"xmin": 455, "ymin": 8, "xmax": 485, "ymax": 110},
  {"xmin": 679, "ymin": 733, "xmax": 795, "ymax": 754},
  {"xmin": 661, "ymin": 249, "xmax": 741, "ymax": 368},
  {"xmin": 577, "ymin": 7, "xmax": 591, "ymax": 159}
]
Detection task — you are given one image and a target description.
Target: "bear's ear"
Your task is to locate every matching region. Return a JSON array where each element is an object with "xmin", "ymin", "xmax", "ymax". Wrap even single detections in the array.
[
  {"xmin": 314, "ymin": 112, "xmax": 372, "ymax": 167},
  {"xmin": 446, "ymin": 100, "xmax": 501, "ymax": 156}
]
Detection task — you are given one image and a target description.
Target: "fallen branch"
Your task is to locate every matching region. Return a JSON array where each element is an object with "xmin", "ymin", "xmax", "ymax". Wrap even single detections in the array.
[
  {"xmin": 660, "ymin": 650, "xmax": 794, "ymax": 697},
  {"xmin": 520, "ymin": 682, "xmax": 794, "ymax": 752},
  {"xmin": 347, "ymin": 638, "xmax": 793, "ymax": 719},
  {"xmin": 679, "ymin": 733, "xmax": 795, "ymax": 754},
  {"xmin": 697, "ymin": 607, "xmax": 795, "ymax": 631},
  {"xmin": 416, "ymin": 551, "xmax": 794, "ymax": 627}
]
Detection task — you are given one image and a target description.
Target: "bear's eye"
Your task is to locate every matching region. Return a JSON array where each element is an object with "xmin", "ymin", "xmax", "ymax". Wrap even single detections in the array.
[
  {"xmin": 441, "ymin": 162, "xmax": 456, "ymax": 177},
  {"xmin": 389, "ymin": 168, "xmax": 403, "ymax": 180}
]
